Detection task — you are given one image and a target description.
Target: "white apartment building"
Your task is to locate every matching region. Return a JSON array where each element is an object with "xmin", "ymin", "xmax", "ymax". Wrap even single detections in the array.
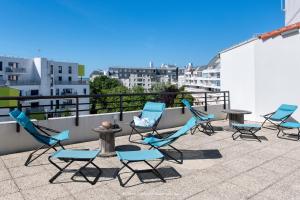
[
  {"xmin": 0, "ymin": 56, "xmax": 89, "ymax": 118},
  {"xmin": 108, "ymin": 64, "xmax": 184, "ymax": 91},
  {"xmin": 179, "ymin": 60, "xmax": 221, "ymax": 92}
]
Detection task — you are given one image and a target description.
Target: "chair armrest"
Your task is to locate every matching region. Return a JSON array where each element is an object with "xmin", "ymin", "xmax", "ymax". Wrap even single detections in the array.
[{"xmin": 261, "ymin": 111, "xmax": 275, "ymax": 117}]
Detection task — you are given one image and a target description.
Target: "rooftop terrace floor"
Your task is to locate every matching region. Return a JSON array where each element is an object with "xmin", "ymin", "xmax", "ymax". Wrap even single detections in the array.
[{"xmin": 0, "ymin": 120, "xmax": 300, "ymax": 200}]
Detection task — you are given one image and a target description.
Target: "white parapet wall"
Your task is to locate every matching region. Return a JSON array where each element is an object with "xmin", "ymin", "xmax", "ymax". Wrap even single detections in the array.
[{"xmin": 0, "ymin": 105, "xmax": 226, "ymax": 155}]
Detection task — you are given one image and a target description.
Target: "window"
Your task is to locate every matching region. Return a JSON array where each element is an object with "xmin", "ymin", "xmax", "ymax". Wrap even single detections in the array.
[
  {"xmin": 0, "ymin": 61, "xmax": 2, "ymax": 71},
  {"xmin": 56, "ymin": 89, "xmax": 59, "ymax": 96},
  {"xmin": 50, "ymin": 100, "xmax": 53, "ymax": 110},
  {"xmin": 50, "ymin": 89, "xmax": 53, "ymax": 96},
  {"xmin": 8, "ymin": 75, "xmax": 18, "ymax": 81},
  {"xmin": 55, "ymin": 100, "xmax": 59, "ymax": 109},
  {"xmin": 50, "ymin": 65, "xmax": 53, "ymax": 74},
  {"xmin": 51, "ymin": 77, "xmax": 54, "ymax": 86},
  {"xmin": 58, "ymin": 66, "xmax": 62, "ymax": 73},
  {"xmin": 8, "ymin": 62, "xmax": 13, "ymax": 67},
  {"xmin": 30, "ymin": 90, "xmax": 39, "ymax": 96},
  {"xmin": 68, "ymin": 76, "xmax": 72, "ymax": 82},
  {"xmin": 31, "ymin": 102, "xmax": 39, "ymax": 108},
  {"xmin": 68, "ymin": 66, "xmax": 72, "ymax": 74},
  {"xmin": 83, "ymin": 88, "xmax": 87, "ymax": 95},
  {"xmin": 58, "ymin": 76, "xmax": 62, "ymax": 81}
]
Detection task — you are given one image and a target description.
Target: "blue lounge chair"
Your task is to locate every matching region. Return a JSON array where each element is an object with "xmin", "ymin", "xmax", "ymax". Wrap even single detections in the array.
[
  {"xmin": 9, "ymin": 109, "xmax": 69, "ymax": 166},
  {"xmin": 261, "ymin": 104, "xmax": 298, "ymax": 130},
  {"xmin": 143, "ymin": 117, "xmax": 197, "ymax": 164},
  {"xmin": 181, "ymin": 99, "xmax": 215, "ymax": 135},
  {"xmin": 278, "ymin": 122, "xmax": 300, "ymax": 141},
  {"xmin": 129, "ymin": 102, "xmax": 166, "ymax": 142},
  {"xmin": 232, "ymin": 123, "xmax": 262, "ymax": 142},
  {"xmin": 48, "ymin": 149, "xmax": 101, "ymax": 185},
  {"xmin": 116, "ymin": 149, "xmax": 165, "ymax": 187}
]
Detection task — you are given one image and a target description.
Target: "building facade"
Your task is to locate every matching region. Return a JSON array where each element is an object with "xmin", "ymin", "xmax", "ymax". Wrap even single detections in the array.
[
  {"xmin": 179, "ymin": 60, "xmax": 221, "ymax": 93},
  {"xmin": 108, "ymin": 64, "xmax": 184, "ymax": 91},
  {"xmin": 0, "ymin": 56, "xmax": 89, "ymax": 118},
  {"xmin": 284, "ymin": 0, "xmax": 300, "ymax": 25}
]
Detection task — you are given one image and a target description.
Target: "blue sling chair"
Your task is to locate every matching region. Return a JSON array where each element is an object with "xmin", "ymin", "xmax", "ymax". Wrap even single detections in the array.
[
  {"xmin": 181, "ymin": 99, "xmax": 215, "ymax": 135},
  {"xmin": 261, "ymin": 104, "xmax": 298, "ymax": 130},
  {"xmin": 142, "ymin": 117, "xmax": 197, "ymax": 164},
  {"xmin": 9, "ymin": 109, "xmax": 69, "ymax": 166},
  {"xmin": 129, "ymin": 102, "xmax": 166, "ymax": 142}
]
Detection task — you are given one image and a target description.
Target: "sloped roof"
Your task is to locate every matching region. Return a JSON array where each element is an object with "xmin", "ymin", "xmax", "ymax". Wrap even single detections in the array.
[{"xmin": 259, "ymin": 22, "xmax": 300, "ymax": 40}]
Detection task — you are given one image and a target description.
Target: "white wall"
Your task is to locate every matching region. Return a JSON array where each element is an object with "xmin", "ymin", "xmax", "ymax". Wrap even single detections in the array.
[
  {"xmin": 255, "ymin": 30, "xmax": 300, "ymax": 121},
  {"xmin": 285, "ymin": 0, "xmax": 300, "ymax": 25},
  {"xmin": 220, "ymin": 30, "xmax": 300, "ymax": 122},
  {"xmin": 220, "ymin": 40, "xmax": 257, "ymax": 120},
  {"xmin": 0, "ymin": 105, "xmax": 226, "ymax": 155}
]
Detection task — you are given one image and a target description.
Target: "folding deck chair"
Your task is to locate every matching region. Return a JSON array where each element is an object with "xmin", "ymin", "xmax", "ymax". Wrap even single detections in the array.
[
  {"xmin": 116, "ymin": 149, "xmax": 165, "ymax": 187},
  {"xmin": 261, "ymin": 104, "xmax": 297, "ymax": 130},
  {"xmin": 142, "ymin": 117, "xmax": 197, "ymax": 164},
  {"xmin": 278, "ymin": 122, "xmax": 300, "ymax": 141},
  {"xmin": 9, "ymin": 109, "xmax": 69, "ymax": 166},
  {"xmin": 232, "ymin": 123, "xmax": 262, "ymax": 142},
  {"xmin": 48, "ymin": 149, "xmax": 101, "ymax": 185},
  {"xmin": 129, "ymin": 102, "xmax": 166, "ymax": 142},
  {"xmin": 181, "ymin": 99, "xmax": 215, "ymax": 135}
]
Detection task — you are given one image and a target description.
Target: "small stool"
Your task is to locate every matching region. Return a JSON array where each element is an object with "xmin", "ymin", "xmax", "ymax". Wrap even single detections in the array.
[
  {"xmin": 278, "ymin": 122, "xmax": 300, "ymax": 140},
  {"xmin": 116, "ymin": 149, "xmax": 165, "ymax": 187},
  {"xmin": 48, "ymin": 149, "xmax": 101, "ymax": 185},
  {"xmin": 232, "ymin": 123, "xmax": 262, "ymax": 142}
]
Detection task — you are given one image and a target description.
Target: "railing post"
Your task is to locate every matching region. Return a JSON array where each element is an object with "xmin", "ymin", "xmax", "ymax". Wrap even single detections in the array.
[
  {"xmin": 75, "ymin": 97, "xmax": 79, "ymax": 126},
  {"xmin": 223, "ymin": 92, "xmax": 226, "ymax": 110},
  {"xmin": 119, "ymin": 95, "xmax": 123, "ymax": 121},
  {"xmin": 204, "ymin": 92, "xmax": 208, "ymax": 112},
  {"xmin": 16, "ymin": 100, "xmax": 21, "ymax": 132},
  {"xmin": 181, "ymin": 93, "xmax": 185, "ymax": 114}
]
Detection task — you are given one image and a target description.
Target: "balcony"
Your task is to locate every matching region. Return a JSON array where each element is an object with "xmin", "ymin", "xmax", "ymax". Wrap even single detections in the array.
[
  {"xmin": 0, "ymin": 91, "xmax": 298, "ymax": 199},
  {"xmin": 5, "ymin": 67, "xmax": 26, "ymax": 74},
  {"xmin": 54, "ymin": 80, "xmax": 88, "ymax": 85},
  {"xmin": 6, "ymin": 80, "xmax": 40, "ymax": 86}
]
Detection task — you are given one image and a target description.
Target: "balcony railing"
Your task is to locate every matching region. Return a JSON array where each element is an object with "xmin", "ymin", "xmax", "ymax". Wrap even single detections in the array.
[
  {"xmin": 7, "ymin": 80, "xmax": 41, "ymax": 86},
  {"xmin": 54, "ymin": 80, "xmax": 88, "ymax": 85},
  {"xmin": 0, "ymin": 91, "xmax": 230, "ymax": 132},
  {"xmin": 5, "ymin": 67, "xmax": 26, "ymax": 73}
]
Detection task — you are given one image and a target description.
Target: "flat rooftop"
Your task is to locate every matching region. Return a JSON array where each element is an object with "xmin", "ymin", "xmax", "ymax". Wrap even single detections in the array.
[{"xmin": 0, "ymin": 120, "xmax": 300, "ymax": 200}]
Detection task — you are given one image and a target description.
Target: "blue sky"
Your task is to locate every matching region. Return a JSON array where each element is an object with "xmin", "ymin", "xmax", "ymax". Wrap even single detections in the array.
[{"xmin": 0, "ymin": 0, "xmax": 284, "ymax": 76}]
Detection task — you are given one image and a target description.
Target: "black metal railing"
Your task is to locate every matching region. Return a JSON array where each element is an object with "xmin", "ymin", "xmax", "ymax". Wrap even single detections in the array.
[{"xmin": 0, "ymin": 91, "xmax": 229, "ymax": 132}]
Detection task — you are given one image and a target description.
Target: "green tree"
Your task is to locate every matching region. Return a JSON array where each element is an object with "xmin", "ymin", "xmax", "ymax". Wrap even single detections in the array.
[{"xmin": 89, "ymin": 76, "xmax": 123, "ymax": 114}]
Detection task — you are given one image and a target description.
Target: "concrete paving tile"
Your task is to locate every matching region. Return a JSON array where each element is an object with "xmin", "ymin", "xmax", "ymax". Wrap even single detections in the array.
[
  {"xmin": 73, "ymin": 185, "xmax": 121, "ymax": 200},
  {"xmin": 2, "ymin": 157, "xmax": 26, "ymax": 168},
  {"xmin": 15, "ymin": 172, "xmax": 51, "ymax": 190},
  {"xmin": 0, "ymin": 159, "xmax": 6, "ymax": 170},
  {"xmin": 9, "ymin": 165, "xmax": 45, "ymax": 179},
  {"xmin": 228, "ymin": 167, "xmax": 279, "ymax": 193},
  {"xmin": 187, "ymin": 181, "xmax": 255, "ymax": 200},
  {"xmin": 0, "ymin": 168, "xmax": 11, "ymax": 181},
  {"xmin": 0, "ymin": 192, "xmax": 24, "ymax": 200},
  {"xmin": 143, "ymin": 170, "xmax": 222, "ymax": 199},
  {"xmin": 259, "ymin": 156, "xmax": 300, "ymax": 175},
  {"xmin": 0, "ymin": 180, "xmax": 19, "ymax": 197},
  {"xmin": 282, "ymin": 148, "xmax": 300, "ymax": 161},
  {"xmin": 21, "ymin": 184, "xmax": 70, "ymax": 200},
  {"xmin": 257, "ymin": 171, "xmax": 300, "ymax": 200}
]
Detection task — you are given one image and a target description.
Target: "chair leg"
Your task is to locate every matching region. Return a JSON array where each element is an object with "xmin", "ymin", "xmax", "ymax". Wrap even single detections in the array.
[
  {"xmin": 25, "ymin": 143, "xmax": 58, "ymax": 166},
  {"xmin": 117, "ymin": 159, "xmax": 165, "ymax": 187},
  {"xmin": 232, "ymin": 130, "xmax": 240, "ymax": 140},
  {"xmin": 71, "ymin": 159, "xmax": 102, "ymax": 185},
  {"xmin": 159, "ymin": 145, "xmax": 183, "ymax": 164},
  {"xmin": 129, "ymin": 127, "xmax": 145, "ymax": 143}
]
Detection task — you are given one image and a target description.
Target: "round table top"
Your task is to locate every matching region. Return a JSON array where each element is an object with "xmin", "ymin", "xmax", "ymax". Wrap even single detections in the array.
[
  {"xmin": 92, "ymin": 126, "xmax": 122, "ymax": 134},
  {"xmin": 222, "ymin": 109, "xmax": 252, "ymax": 114}
]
